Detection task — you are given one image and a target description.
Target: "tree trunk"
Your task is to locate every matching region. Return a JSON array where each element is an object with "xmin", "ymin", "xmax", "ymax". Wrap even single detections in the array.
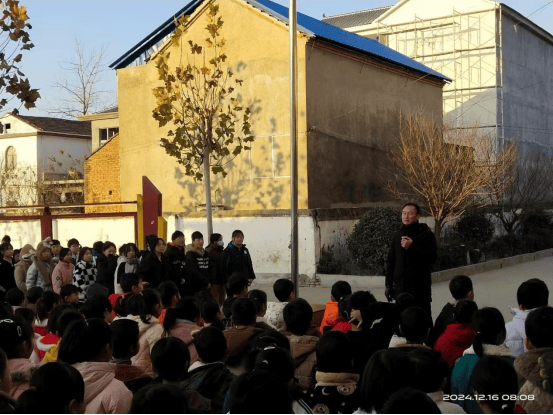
[{"xmin": 203, "ymin": 145, "xmax": 213, "ymax": 240}]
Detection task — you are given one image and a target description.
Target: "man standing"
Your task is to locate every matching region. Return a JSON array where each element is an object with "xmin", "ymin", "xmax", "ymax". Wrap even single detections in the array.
[
  {"xmin": 385, "ymin": 203, "xmax": 437, "ymax": 318},
  {"xmin": 221, "ymin": 230, "xmax": 256, "ymax": 284}
]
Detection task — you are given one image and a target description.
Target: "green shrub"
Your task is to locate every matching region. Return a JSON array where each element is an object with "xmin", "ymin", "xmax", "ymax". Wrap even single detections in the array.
[
  {"xmin": 435, "ymin": 244, "xmax": 467, "ymax": 271},
  {"xmin": 456, "ymin": 209, "xmax": 494, "ymax": 247},
  {"xmin": 346, "ymin": 207, "xmax": 401, "ymax": 275},
  {"xmin": 317, "ymin": 246, "xmax": 344, "ymax": 275}
]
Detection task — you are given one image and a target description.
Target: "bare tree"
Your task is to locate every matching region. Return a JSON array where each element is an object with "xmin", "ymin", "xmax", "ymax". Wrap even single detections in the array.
[
  {"xmin": 44, "ymin": 40, "xmax": 116, "ymax": 119},
  {"xmin": 484, "ymin": 146, "xmax": 553, "ymax": 235},
  {"xmin": 0, "ymin": 157, "xmax": 40, "ymax": 208},
  {"xmin": 385, "ymin": 113, "xmax": 517, "ymax": 244}
]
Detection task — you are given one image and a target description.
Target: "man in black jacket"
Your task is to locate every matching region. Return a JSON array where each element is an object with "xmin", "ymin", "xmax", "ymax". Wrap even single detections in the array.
[
  {"xmin": 184, "ymin": 231, "xmax": 212, "ymax": 296},
  {"xmin": 164, "ymin": 230, "xmax": 187, "ymax": 293},
  {"xmin": 221, "ymin": 230, "xmax": 256, "ymax": 284},
  {"xmin": 385, "ymin": 203, "xmax": 438, "ymax": 318}
]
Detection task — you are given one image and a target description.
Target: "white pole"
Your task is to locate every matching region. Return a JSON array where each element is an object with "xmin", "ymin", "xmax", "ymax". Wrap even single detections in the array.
[{"xmin": 289, "ymin": 0, "xmax": 299, "ymax": 297}]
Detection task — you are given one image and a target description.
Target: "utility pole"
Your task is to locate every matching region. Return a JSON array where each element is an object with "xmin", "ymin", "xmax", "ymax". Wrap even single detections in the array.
[{"xmin": 289, "ymin": 0, "xmax": 299, "ymax": 297}]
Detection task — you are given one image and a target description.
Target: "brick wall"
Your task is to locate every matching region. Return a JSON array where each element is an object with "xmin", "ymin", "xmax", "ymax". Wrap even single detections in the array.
[{"xmin": 84, "ymin": 135, "xmax": 122, "ymax": 213}]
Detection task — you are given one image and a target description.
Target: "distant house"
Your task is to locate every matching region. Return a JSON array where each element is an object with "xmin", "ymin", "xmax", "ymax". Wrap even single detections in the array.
[
  {"xmin": 78, "ymin": 105, "xmax": 119, "ymax": 152},
  {"xmin": 0, "ymin": 112, "xmax": 91, "ymax": 207}
]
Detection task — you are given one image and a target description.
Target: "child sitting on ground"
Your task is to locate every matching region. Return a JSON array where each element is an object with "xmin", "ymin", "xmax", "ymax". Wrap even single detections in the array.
[
  {"xmin": 392, "ymin": 306, "xmax": 433, "ymax": 350},
  {"xmin": 514, "ymin": 306, "xmax": 553, "ymax": 414},
  {"xmin": 283, "ymin": 298, "xmax": 319, "ymax": 389},
  {"xmin": 151, "ymin": 337, "xmax": 190, "ymax": 386},
  {"xmin": 162, "ymin": 297, "xmax": 201, "ymax": 363},
  {"xmin": 181, "ymin": 325, "xmax": 235, "ymax": 412},
  {"xmin": 506, "ymin": 278, "xmax": 549, "ymax": 356},
  {"xmin": 41, "ymin": 305, "xmax": 83, "ymax": 364},
  {"xmin": 428, "ymin": 275, "xmax": 475, "ymax": 348},
  {"xmin": 225, "ymin": 297, "xmax": 265, "ymax": 359},
  {"xmin": 24, "ymin": 286, "xmax": 43, "ymax": 316},
  {"xmin": 266, "ymin": 278, "xmax": 295, "ymax": 331},
  {"xmin": 5, "ymin": 288, "xmax": 24, "ymax": 312},
  {"xmin": 33, "ymin": 291, "xmax": 59, "ymax": 339},
  {"xmin": 110, "ymin": 318, "xmax": 151, "ymax": 393},
  {"xmin": 59, "ymin": 284, "xmax": 80, "ymax": 307},
  {"xmin": 80, "ymin": 294, "xmax": 113, "ymax": 323},
  {"xmin": 58, "ymin": 318, "xmax": 133, "ymax": 414},
  {"xmin": 109, "ymin": 273, "xmax": 143, "ymax": 320},
  {"xmin": 434, "ymin": 299, "xmax": 478, "ymax": 369},
  {"xmin": 305, "ymin": 331, "xmax": 360, "ymax": 414},
  {"xmin": 248, "ymin": 289, "xmax": 276, "ymax": 330},
  {"xmin": 320, "ymin": 280, "xmax": 352, "ymax": 333},
  {"xmin": 129, "ymin": 384, "xmax": 187, "ymax": 414},
  {"xmin": 157, "ymin": 280, "xmax": 180, "ymax": 325}
]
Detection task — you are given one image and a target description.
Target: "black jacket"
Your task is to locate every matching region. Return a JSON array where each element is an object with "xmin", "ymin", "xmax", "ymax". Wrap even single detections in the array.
[
  {"xmin": 184, "ymin": 245, "xmax": 212, "ymax": 295},
  {"xmin": 427, "ymin": 302, "xmax": 455, "ymax": 348},
  {"xmin": 0, "ymin": 259, "xmax": 16, "ymax": 299},
  {"xmin": 221, "ymin": 242, "xmax": 256, "ymax": 281},
  {"xmin": 163, "ymin": 244, "xmax": 186, "ymax": 286},
  {"xmin": 205, "ymin": 243, "xmax": 225, "ymax": 285},
  {"xmin": 138, "ymin": 251, "xmax": 166, "ymax": 288},
  {"xmin": 180, "ymin": 362, "xmax": 235, "ymax": 411},
  {"xmin": 96, "ymin": 254, "xmax": 118, "ymax": 294},
  {"xmin": 385, "ymin": 222, "xmax": 437, "ymax": 302}
]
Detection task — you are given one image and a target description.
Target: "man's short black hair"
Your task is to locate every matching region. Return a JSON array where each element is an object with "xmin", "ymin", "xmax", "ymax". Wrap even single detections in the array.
[
  {"xmin": 51, "ymin": 239, "xmax": 61, "ymax": 246},
  {"xmin": 283, "ymin": 298, "xmax": 313, "ymax": 335},
  {"xmin": 408, "ymin": 348, "xmax": 449, "ymax": 393},
  {"xmin": 331, "ymin": 281, "xmax": 352, "ymax": 303},
  {"xmin": 347, "ymin": 290, "xmax": 377, "ymax": 311},
  {"xmin": 191, "ymin": 231, "xmax": 203, "ymax": 241},
  {"xmin": 194, "ymin": 326, "xmax": 227, "ymax": 363},
  {"xmin": 6, "ymin": 288, "xmax": 24, "ymax": 307},
  {"xmin": 120, "ymin": 273, "xmax": 142, "ymax": 294},
  {"xmin": 402, "ymin": 202, "xmax": 421, "ymax": 215},
  {"xmin": 60, "ymin": 285, "xmax": 81, "ymax": 301},
  {"xmin": 25, "ymin": 287, "xmax": 44, "ymax": 305},
  {"xmin": 273, "ymin": 279, "xmax": 294, "ymax": 302},
  {"xmin": 232, "ymin": 230, "xmax": 244, "ymax": 238},
  {"xmin": 400, "ymin": 306, "xmax": 432, "ymax": 343},
  {"xmin": 517, "ymin": 278, "xmax": 549, "ymax": 310},
  {"xmin": 454, "ymin": 299, "xmax": 478, "ymax": 324},
  {"xmin": 171, "ymin": 231, "xmax": 184, "ymax": 241},
  {"xmin": 80, "ymin": 295, "xmax": 112, "ymax": 320},
  {"xmin": 67, "ymin": 238, "xmax": 80, "ymax": 248},
  {"xmin": 449, "ymin": 275, "xmax": 473, "ymax": 300},
  {"xmin": 226, "ymin": 273, "xmax": 248, "ymax": 296},
  {"xmin": 525, "ymin": 306, "xmax": 553, "ymax": 348},
  {"xmin": 110, "ymin": 318, "xmax": 139, "ymax": 359},
  {"xmin": 151, "ymin": 337, "xmax": 190, "ymax": 382},
  {"xmin": 316, "ymin": 331, "xmax": 353, "ymax": 373},
  {"xmin": 92, "ymin": 241, "xmax": 104, "ymax": 253},
  {"xmin": 231, "ymin": 297, "xmax": 257, "ymax": 326}
]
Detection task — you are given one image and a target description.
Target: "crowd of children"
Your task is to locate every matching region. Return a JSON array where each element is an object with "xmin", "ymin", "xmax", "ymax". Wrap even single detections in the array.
[{"xmin": 1, "ymin": 231, "xmax": 553, "ymax": 413}]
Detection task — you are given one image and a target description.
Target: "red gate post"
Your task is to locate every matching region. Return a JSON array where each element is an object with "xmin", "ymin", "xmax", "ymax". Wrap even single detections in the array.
[{"xmin": 40, "ymin": 207, "xmax": 53, "ymax": 240}]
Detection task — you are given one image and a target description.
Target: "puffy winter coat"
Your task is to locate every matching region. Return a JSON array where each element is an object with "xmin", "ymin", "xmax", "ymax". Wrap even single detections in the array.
[
  {"xmin": 138, "ymin": 251, "xmax": 165, "ymax": 289},
  {"xmin": 95, "ymin": 254, "xmax": 118, "ymax": 294},
  {"xmin": 514, "ymin": 347, "xmax": 553, "ymax": 414},
  {"xmin": 288, "ymin": 334, "xmax": 318, "ymax": 390},
  {"xmin": 433, "ymin": 323, "xmax": 476, "ymax": 369},
  {"xmin": 221, "ymin": 242, "xmax": 256, "ymax": 281},
  {"xmin": 52, "ymin": 261, "xmax": 75, "ymax": 294},
  {"xmin": 114, "ymin": 256, "xmax": 139, "ymax": 294},
  {"xmin": 7, "ymin": 358, "xmax": 36, "ymax": 399},
  {"xmin": 181, "ymin": 362, "xmax": 235, "ymax": 411},
  {"xmin": 265, "ymin": 301, "xmax": 288, "ymax": 332},
  {"xmin": 127, "ymin": 314, "xmax": 164, "ymax": 377},
  {"xmin": 184, "ymin": 244, "xmax": 212, "ymax": 294},
  {"xmin": 14, "ymin": 244, "xmax": 35, "ymax": 291},
  {"xmin": 72, "ymin": 260, "xmax": 97, "ymax": 301},
  {"xmin": 319, "ymin": 301, "xmax": 339, "ymax": 333},
  {"xmin": 73, "ymin": 361, "xmax": 133, "ymax": 414},
  {"xmin": 505, "ymin": 307, "xmax": 531, "ymax": 357},
  {"xmin": 165, "ymin": 321, "xmax": 200, "ymax": 364}
]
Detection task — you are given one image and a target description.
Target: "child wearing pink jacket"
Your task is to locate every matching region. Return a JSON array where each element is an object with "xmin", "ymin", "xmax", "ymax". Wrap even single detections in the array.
[{"xmin": 52, "ymin": 248, "xmax": 75, "ymax": 294}]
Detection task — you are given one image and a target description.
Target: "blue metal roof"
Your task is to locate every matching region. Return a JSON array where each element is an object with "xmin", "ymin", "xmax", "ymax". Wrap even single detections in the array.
[{"xmin": 111, "ymin": 0, "xmax": 450, "ymax": 82}]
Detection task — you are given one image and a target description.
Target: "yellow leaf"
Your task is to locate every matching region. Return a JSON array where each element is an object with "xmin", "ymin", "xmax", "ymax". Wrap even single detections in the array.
[{"xmin": 201, "ymin": 66, "xmax": 211, "ymax": 75}]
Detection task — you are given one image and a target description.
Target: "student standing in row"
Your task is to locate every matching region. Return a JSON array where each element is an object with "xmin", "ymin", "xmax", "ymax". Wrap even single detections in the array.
[{"xmin": 221, "ymin": 230, "xmax": 256, "ymax": 285}]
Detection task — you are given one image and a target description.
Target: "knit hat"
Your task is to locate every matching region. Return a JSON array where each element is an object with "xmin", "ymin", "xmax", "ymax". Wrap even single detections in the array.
[{"xmin": 20, "ymin": 244, "xmax": 35, "ymax": 260}]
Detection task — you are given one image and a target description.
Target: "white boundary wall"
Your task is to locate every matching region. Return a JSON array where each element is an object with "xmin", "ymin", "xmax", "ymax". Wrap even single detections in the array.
[
  {"xmin": 168, "ymin": 215, "xmax": 318, "ymax": 277},
  {"xmin": 0, "ymin": 220, "xmax": 41, "ymax": 249},
  {"xmin": 53, "ymin": 217, "xmax": 135, "ymax": 249}
]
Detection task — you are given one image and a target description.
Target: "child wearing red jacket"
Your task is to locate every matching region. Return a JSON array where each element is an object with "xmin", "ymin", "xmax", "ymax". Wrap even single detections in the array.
[
  {"xmin": 434, "ymin": 299, "xmax": 478, "ymax": 368},
  {"xmin": 320, "ymin": 281, "xmax": 351, "ymax": 333}
]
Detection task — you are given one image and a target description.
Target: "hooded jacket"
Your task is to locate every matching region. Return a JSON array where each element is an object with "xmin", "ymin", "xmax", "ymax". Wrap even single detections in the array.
[
  {"xmin": 320, "ymin": 301, "xmax": 340, "ymax": 333},
  {"xmin": 165, "ymin": 320, "xmax": 200, "ymax": 364},
  {"xmin": 221, "ymin": 242, "xmax": 256, "ymax": 281},
  {"xmin": 514, "ymin": 347, "xmax": 553, "ymax": 414},
  {"xmin": 52, "ymin": 260, "xmax": 75, "ymax": 294},
  {"xmin": 451, "ymin": 344, "xmax": 516, "ymax": 414},
  {"xmin": 305, "ymin": 372, "xmax": 360, "ymax": 414},
  {"xmin": 114, "ymin": 256, "xmax": 140, "ymax": 294},
  {"xmin": 180, "ymin": 362, "xmax": 235, "ymax": 411},
  {"xmin": 127, "ymin": 314, "xmax": 164, "ymax": 377},
  {"xmin": 505, "ymin": 307, "xmax": 531, "ymax": 357},
  {"xmin": 73, "ymin": 361, "xmax": 133, "ymax": 414},
  {"xmin": 26, "ymin": 241, "xmax": 55, "ymax": 291},
  {"xmin": 7, "ymin": 358, "xmax": 36, "ymax": 400},
  {"xmin": 385, "ymin": 222, "xmax": 437, "ymax": 302},
  {"xmin": 288, "ymin": 334, "xmax": 318, "ymax": 390},
  {"xmin": 184, "ymin": 244, "xmax": 212, "ymax": 294},
  {"xmin": 14, "ymin": 244, "xmax": 35, "ymax": 292},
  {"xmin": 433, "ymin": 323, "xmax": 476, "ymax": 369},
  {"xmin": 224, "ymin": 326, "xmax": 265, "ymax": 357}
]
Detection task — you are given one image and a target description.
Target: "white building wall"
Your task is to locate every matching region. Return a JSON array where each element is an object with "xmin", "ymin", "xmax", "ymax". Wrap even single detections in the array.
[
  {"xmin": 0, "ymin": 114, "xmax": 39, "ymax": 135},
  {"xmin": 167, "ymin": 215, "xmax": 318, "ymax": 278},
  {"xmin": 53, "ymin": 216, "xmax": 135, "ymax": 249},
  {"xmin": 0, "ymin": 136, "xmax": 38, "ymax": 168},
  {"xmin": 37, "ymin": 135, "xmax": 92, "ymax": 177},
  {"xmin": 0, "ymin": 220, "xmax": 42, "ymax": 249}
]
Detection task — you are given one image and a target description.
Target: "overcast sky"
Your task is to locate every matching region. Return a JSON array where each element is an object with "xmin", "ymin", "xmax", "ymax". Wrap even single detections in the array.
[{"xmin": 16, "ymin": 0, "xmax": 553, "ymax": 117}]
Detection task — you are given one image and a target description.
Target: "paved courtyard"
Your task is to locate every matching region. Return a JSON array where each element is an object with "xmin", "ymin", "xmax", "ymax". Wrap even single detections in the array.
[{"xmin": 254, "ymin": 256, "xmax": 553, "ymax": 322}]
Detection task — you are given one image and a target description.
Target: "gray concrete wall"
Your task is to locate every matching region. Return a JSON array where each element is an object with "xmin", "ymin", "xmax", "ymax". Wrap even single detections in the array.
[{"xmin": 501, "ymin": 13, "xmax": 553, "ymax": 151}]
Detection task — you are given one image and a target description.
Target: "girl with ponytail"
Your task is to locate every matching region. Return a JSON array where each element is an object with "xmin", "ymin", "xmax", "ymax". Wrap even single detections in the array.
[
  {"xmin": 34, "ymin": 291, "xmax": 60, "ymax": 337},
  {"xmin": 58, "ymin": 318, "xmax": 132, "ymax": 413},
  {"xmin": 451, "ymin": 307, "xmax": 515, "ymax": 414},
  {"xmin": 471, "ymin": 356, "xmax": 518, "ymax": 414},
  {"xmin": 125, "ymin": 289, "xmax": 164, "ymax": 377},
  {"xmin": 162, "ymin": 297, "xmax": 200, "ymax": 364}
]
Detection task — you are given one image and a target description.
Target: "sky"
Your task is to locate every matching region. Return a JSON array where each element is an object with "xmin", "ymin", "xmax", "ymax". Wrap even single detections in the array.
[{"xmin": 14, "ymin": 0, "xmax": 553, "ymax": 117}]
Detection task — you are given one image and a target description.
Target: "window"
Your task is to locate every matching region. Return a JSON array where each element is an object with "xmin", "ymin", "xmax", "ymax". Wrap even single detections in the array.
[
  {"xmin": 3, "ymin": 123, "xmax": 11, "ymax": 134},
  {"xmin": 99, "ymin": 127, "xmax": 119, "ymax": 144},
  {"xmin": 5, "ymin": 146, "xmax": 16, "ymax": 169}
]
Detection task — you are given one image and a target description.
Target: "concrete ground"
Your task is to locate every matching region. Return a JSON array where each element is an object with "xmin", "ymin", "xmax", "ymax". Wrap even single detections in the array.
[{"xmin": 253, "ymin": 256, "xmax": 553, "ymax": 322}]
